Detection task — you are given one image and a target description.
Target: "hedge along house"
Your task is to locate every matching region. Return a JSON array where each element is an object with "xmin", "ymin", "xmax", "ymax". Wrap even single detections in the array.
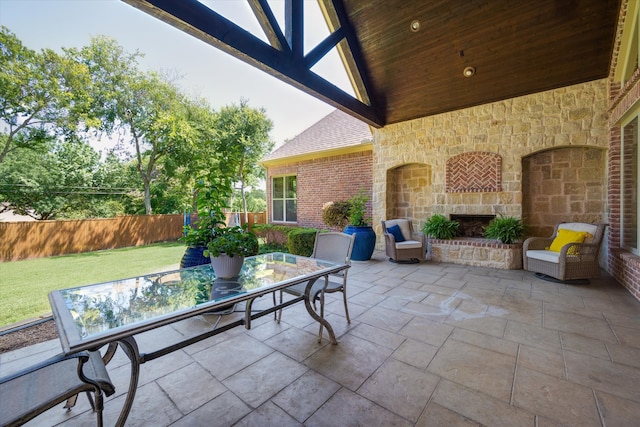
[
  {"xmin": 123, "ymin": 1, "xmax": 640, "ymax": 300},
  {"xmin": 261, "ymin": 109, "xmax": 372, "ymax": 229}
]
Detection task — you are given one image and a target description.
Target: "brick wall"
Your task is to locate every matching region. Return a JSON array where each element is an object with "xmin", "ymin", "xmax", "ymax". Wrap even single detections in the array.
[
  {"xmin": 606, "ymin": 0, "xmax": 640, "ymax": 302},
  {"xmin": 373, "ymin": 79, "xmax": 610, "ymax": 250},
  {"xmin": 266, "ymin": 150, "xmax": 373, "ymax": 229}
]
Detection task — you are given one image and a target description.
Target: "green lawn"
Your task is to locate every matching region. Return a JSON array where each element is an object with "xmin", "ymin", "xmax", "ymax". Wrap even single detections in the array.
[{"xmin": 0, "ymin": 242, "xmax": 187, "ymax": 327}]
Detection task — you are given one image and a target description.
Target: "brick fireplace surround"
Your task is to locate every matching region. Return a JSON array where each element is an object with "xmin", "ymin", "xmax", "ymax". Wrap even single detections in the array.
[
  {"xmin": 430, "ymin": 214, "xmax": 523, "ymax": 270},
  {"xmin": 428, "ymin": 238, "xmax": 523, "ymax": 270}
]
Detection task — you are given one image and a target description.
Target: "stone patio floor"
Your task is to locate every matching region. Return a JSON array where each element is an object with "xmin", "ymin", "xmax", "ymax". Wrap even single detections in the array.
[{"xmin": 2, "ymin": 251, "xmax": 640, "ymax": 426}]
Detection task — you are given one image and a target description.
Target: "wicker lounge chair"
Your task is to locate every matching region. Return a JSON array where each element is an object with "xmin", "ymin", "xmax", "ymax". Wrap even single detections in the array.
[
  {"xmin": 381, "ymin": 218, "xmax": 427, "ymax": 263},
  {"xmin": 523, "ymin": 222, "xmax": 607, "ymax": 283},
  {"xmin": 0, "ymin": 350, "xmax": 115, "ymax": 427},
  {"xmin": 276, "ymin": 232, "xmax": 355, "ymax": 342}
]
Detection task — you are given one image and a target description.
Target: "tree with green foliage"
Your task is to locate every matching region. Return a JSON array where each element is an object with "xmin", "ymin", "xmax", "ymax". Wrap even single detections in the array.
[
  {"xmin": 214, "ymin": 100, "xmax": 273, "ymax": 223},
  {"xmin": 70, "ymin": 36, "xmax": 199, "ymax": 215},
  {"xmin": 1, "ymin": 32, "xmax": 273, "ymax": 220},
  {"xmin": 0, "ymin": 140, "xmax": 100, "ymax": 219},
  {"xmin": 0, "ymin": 26, "xmax": 94, "ymax": 164},
  {"xmin": 230, "ymin": 188, "xmax": 267, "ymax": 212}
]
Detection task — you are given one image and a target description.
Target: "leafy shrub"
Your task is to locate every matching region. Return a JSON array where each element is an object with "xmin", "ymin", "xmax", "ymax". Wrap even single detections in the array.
[
  {"xmin": 347, "ymin": 189, "xmax": 371, "ymax": 226},
  {"xmin": 258, "ymin": 241, "xmax": 289, "ymax": 254},
  {"xmin": 287, "ymin": 228, "xmax": 318, "ymax": 256},
  {"xmin": 252, "ymin": 224, "xmax": 293, "ymax": 245},
  {"xmin": 422, "ymin": 214, "xmax": 459, "ymax": 239},
  {"xmin": 252, "ymin": 224, "xmax": 319, "ymax": 255},
  {"xmin": 483, "ymin": 215, "xmax": 526, "ymax": 244},
  {"xmin": 322, "ymin": 201, "xmax": 351, "ymax": 230}
]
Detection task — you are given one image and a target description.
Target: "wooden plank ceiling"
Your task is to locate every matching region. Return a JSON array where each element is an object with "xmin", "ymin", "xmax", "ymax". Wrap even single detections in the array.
[{"xmin": 122, "ymin": 0, "xmax": 621, "ymax": 128}]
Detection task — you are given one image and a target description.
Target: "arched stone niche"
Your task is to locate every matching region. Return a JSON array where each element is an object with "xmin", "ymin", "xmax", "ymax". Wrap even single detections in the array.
[
  {"xmin": 385, "ymin": 163, "xmax": 432, "ymax": 221},
  {"xmin": 522, "ymin": 146, "xmax": 606, "ymax": 237}
]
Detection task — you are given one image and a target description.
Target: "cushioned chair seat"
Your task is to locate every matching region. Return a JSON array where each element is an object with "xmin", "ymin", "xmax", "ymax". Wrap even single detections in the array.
[
  {"xmin": 525, "ymin": 249, "xmax": 561, "ymax": 263},
  {"xmin": 381, "ymin": 218, "xmax": 427, "ymax": 263},
  {"xmin": 396, "ymin": 240, "xmax": 424, "ymax": 249},
  {"xmin": 523, "ymin": 222, "xmax": 607, "ymax": 282}
]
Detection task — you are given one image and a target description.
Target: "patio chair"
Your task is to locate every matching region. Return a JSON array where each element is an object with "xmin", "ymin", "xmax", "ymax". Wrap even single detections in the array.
[
  {"xmin": 276, "ymin": 232, "xmax": 355, "ymax": 342},
  {"xmin": 0, "ymin": 350, "xmax": 115, "ymax": 427},
  {"xmin": 381, "ymin": 218, "xmax": 427, "ymax": 263},
  {"xmin": 523, "ymin": 222, "xmax": 607, "ymax": 283}
]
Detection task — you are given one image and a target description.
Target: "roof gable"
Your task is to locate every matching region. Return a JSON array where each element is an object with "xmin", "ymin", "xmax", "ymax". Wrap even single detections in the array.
[{"xmin": 262, "ymin": 109, "xmax": 371, "ymax": 164}]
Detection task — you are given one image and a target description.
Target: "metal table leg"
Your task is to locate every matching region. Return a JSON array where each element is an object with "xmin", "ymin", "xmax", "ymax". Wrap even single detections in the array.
[
  {"xmin": 114, "ymin": 336, "xmax": 141, "ymax": 427},
  {"xmin": 304, "ymin": 276, "xmax": 338, "ymax": 345}
]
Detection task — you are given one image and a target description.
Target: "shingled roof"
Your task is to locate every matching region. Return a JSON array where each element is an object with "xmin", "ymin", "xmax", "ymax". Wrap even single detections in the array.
[{"xmin": 262, "ymin": 109, "xmax": 372, "ymax": 165}]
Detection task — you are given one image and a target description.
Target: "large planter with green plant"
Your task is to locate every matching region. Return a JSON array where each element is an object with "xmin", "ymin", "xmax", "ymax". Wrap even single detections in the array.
[
  {"xmin": 205, "ymin": 225, "xmax": 259, "ymax": 279},
  {"xmin": 180, "ymin": 214, "xmax": 220, "ymax": 268},
  {"xmin": 482, "ymin": 215, "xmax": 526, "ymax": 244},
  {"xmin": 180, "ymin": 245, "xmax": 209, "ymax": 269},
  {"xmin": 342, "ymin": 190, "xmax": 375, "ymax": 261}
]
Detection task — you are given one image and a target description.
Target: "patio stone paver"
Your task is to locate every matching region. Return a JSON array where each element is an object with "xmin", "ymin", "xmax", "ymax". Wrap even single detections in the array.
[
  {"xmin": 512, "ymin": 366, "xmax": 602, "ymax": 426},
  {"xmin": 427, "ymin": 339, "xmax": 517, "ymax": 402},
  {"xmin": 3, "ymin": 250, "xmax": 640, "ymax": 426},
  {"xmin": 271, "ymin": 370, "xmax": 340, "ymax": 423},
  {"xmin": 359, "ymin": 358, "xmax": 439, "ymax": 422}
]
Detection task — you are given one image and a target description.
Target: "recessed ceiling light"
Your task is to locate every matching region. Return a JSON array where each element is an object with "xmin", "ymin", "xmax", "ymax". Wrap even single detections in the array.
[
  {"xmin": 463, "ymin": 66, "xmax": 476, "ymax": 77},
  {"xmin": 410, "ymin": 20, "xmax": 420, "ymax": 32}
]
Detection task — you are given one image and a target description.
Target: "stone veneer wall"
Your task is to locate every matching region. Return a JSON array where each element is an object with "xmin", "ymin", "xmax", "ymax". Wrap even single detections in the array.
[
  {"xmin": 386, "ymin": 163, "xmax": 431, "ymax": 220},
  {"xmin": 522, "ymin": 147, "xmax": 606, "ymax": 238},
  {"xmin": 372, "ymin": 79, "xmax": 610, "ymax": 252}
]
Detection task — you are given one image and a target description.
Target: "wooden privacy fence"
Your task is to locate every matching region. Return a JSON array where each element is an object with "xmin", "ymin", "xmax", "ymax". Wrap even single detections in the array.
[{"xmin": 0, "ymin": 212, "xmax": 266, "ymax": 262}]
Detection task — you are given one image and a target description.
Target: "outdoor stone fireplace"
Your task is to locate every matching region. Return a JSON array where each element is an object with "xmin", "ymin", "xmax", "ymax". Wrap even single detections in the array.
[
  {"xmin": 450, "ymin": 214, "xmax": 495, "ymax": 238},
  {"xmin": 374, "ymin": 80, "xmax": 608, "ymax": 270}
]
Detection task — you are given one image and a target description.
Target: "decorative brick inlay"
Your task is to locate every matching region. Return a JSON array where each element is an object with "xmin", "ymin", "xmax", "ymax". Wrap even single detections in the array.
[{"xmin": 446, "ymin": 152, "xmax": 502, "ymax": 193}]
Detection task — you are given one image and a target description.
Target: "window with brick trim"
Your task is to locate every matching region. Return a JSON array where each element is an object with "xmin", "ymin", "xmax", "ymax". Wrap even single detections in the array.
[
  {"xmin": 272, "ymin": 175, "xmax": 297, "ymax": 222},
  {"xmin": 622, "ymin": 116, "xmax": 639, "ymax": 253},
  {"xmin": 617, "ymin": 2, "xmax": 640, "ymax": 255}
]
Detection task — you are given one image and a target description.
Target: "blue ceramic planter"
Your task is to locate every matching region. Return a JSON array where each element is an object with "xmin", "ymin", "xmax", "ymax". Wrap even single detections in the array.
[
  {"xmin": 180, "ymin": 245, "xmax": 209, "ymax": 268},
  {"xmin": 344, "ymin": 225, "xmax": 376, "ymax": 261}
]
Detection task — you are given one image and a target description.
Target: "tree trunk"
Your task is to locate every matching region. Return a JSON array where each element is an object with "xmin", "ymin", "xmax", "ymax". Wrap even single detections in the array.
[{"xmin": 143, "ymin": 177, "xmax": 152, "ymax": 215}]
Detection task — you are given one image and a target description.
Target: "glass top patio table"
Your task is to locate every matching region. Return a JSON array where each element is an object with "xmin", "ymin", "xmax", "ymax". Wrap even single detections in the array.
[{"xmin": 49, "ymin": 252, "xmax": 346, "ymax": 355}]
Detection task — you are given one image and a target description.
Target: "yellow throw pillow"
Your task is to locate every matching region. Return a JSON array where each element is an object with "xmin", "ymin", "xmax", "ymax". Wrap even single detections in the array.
[{"xmin": 548, "ymin": 229, "xmax": 588, "ymax": 254}]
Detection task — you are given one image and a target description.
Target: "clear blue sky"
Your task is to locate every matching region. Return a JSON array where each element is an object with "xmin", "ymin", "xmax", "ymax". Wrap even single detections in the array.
[{"xmin": 0, "ymin": 0, "xmax": 353, "ymax": 146}]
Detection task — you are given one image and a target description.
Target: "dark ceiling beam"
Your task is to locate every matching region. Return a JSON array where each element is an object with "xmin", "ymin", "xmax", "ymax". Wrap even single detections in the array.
[
  {"xmin": 285, "ymin": 0, "xmax": 303, "ymax": 59},
  {"xmin": 247, "ymin": 0, "xmax": 289, "ymax": 53},
  {"xmin": 327, "ymin": 0, "xmax": 380, "ymax": 113},
  {"xmin": 121, "ymin": 0, "xmax": 383, "ymax": 127},
  {"xmin": 304, "ymin": 27, "xmax": 345, "ymax": 69}
]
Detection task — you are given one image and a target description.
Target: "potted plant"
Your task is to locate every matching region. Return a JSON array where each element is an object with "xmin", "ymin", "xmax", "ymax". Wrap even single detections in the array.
[
  {"xmin": 422, "ymin": 214, "xmax": 460, "ymax": 239},
  {"xmin": 321, "ymin": 201, "xmax": 351, "ymax": 231},
  {"xmin": 483, "ymin": 215, "xmax": 526, "ymax": 244},
  {"xmin": 180, "ymin": 213, "xmax": 224, "ymax": 268},
  {"xmin": 180, "ymin": 174, "xmax": 236, "ymax": 268},
  {"xmin": 342, "ymin": 189, "xmax": 376, "ymax": 261},
  {"xmin": 204, "ymin": 225, "xmax": 259, "ymax": 278}
]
